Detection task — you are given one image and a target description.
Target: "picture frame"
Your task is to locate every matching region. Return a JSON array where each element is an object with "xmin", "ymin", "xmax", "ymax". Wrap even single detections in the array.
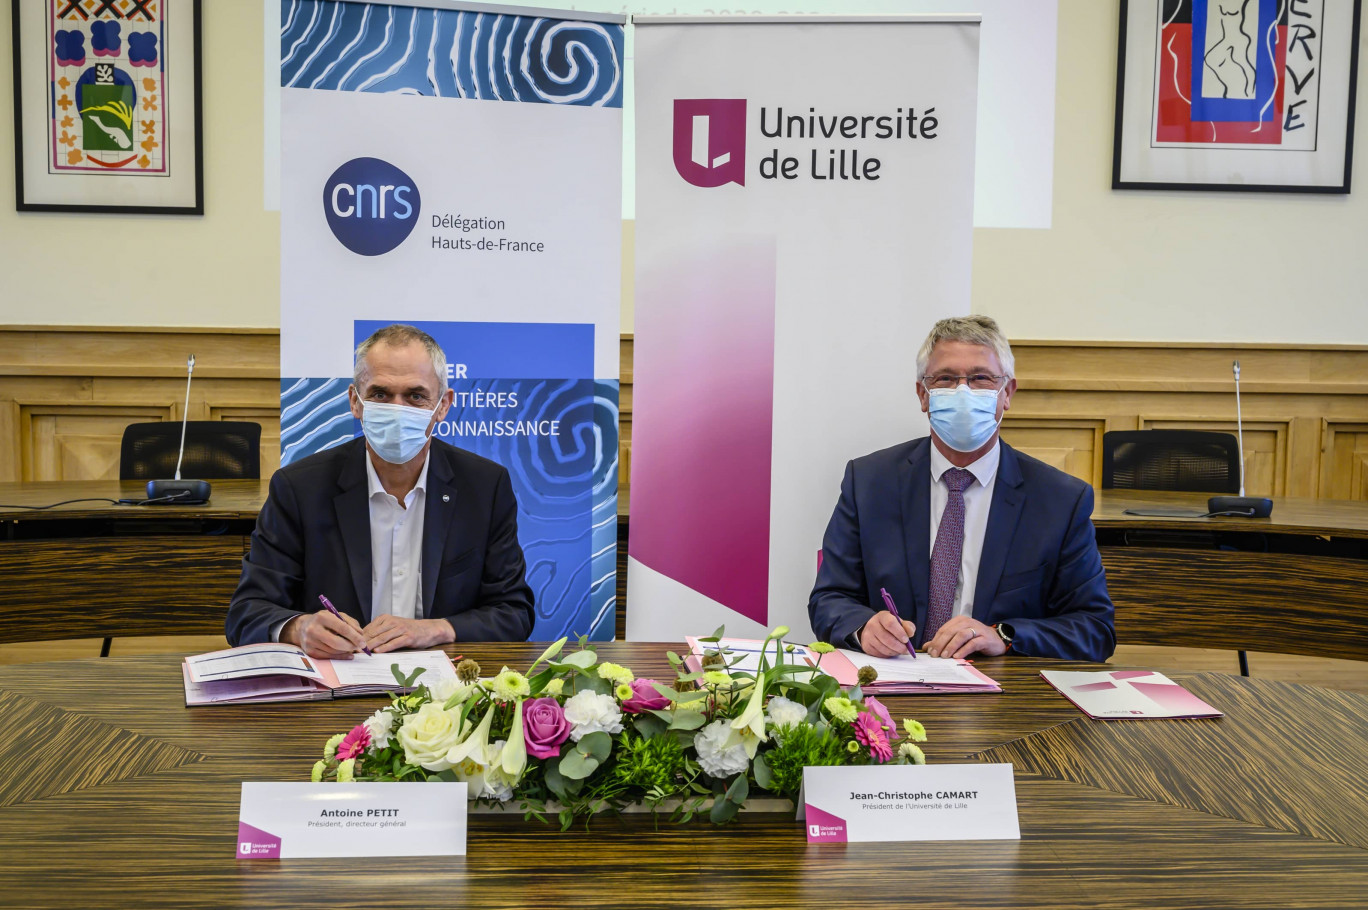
[
  {"xmin": 11, "ymin": 0, "xmax": 203, "ymax": 214},
  {"xmin": 1112, "ymin": 0, "xmax": 1361, "ymax": 193}
]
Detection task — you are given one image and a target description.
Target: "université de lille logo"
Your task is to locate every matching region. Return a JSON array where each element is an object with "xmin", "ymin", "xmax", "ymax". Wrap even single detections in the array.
[{"xmin": 673, "ymin": 99, "xmax": 747, "ymax": 187}]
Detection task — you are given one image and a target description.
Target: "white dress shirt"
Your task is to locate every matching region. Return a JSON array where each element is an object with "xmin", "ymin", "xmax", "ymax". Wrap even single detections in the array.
[
  {"xmin": 365, "ymin": 451, "xmax": 430, "ymax": 621},
  {"xmin": 928, "ymin": 439, "xmax": 1000, "ymax": 619}
]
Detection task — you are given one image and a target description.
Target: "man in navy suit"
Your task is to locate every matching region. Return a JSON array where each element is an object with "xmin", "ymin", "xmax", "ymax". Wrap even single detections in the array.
[
  {"xmin": 227, "ymin": 324, "xmax": 534, "ymax": 656},
  {"xmin": 808, "ymin": 316, "xmax": 1115, "ymax": 662}
]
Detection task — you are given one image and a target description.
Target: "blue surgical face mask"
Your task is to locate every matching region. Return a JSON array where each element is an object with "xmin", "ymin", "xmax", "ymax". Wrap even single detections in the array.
[
  {"xmin": 926, "ymin": 384, "xmax": 1001, "ymax": 453},
  {"xmin": 361, "ymin": 400, "xmax": 436, "ymax": 465}
]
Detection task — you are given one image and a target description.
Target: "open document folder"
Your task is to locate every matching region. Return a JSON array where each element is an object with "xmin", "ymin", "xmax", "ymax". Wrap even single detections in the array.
[
  {"xmin": 1040, "ymin": 669, "xmax": 1222, "ymax": 719},
  {"xmin": 685, "ymin": 637, "xmax": 1000, "ymax": 694},
  {"xmin": 183, "ymin": 643, "xmax": 457, "ymax": 706}
]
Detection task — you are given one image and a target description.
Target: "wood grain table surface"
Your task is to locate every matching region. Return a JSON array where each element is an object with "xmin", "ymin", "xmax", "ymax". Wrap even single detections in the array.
[{"xmin": 1, "ymin": 643, "xmax": 1365, "ymax": 910}]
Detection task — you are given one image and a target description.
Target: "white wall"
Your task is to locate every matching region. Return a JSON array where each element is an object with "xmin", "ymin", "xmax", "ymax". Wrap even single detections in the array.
[
  {"xmin": 3, "ymin": 1, "xmax": 1366, "ymax": 343},
  {"xmin": 0, "ymin": 1, "xmax": 279, "ymax": 328}
]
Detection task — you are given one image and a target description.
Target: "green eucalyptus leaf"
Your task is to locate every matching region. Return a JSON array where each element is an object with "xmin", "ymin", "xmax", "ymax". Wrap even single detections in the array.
[
  {"xmin": 710, "ymin": 797, "xmax": 739, "ymax": 825},
  {"xmin": 559, "ymin": 650, "xmax": 599, "ymax": 670},
  {"xmin": 579, "ymin": 730, "xmax": 612, "ymax": 761},
  {"xmin": 543, "ymin": 758, "xmax": 568, "ymax": 800},
  {"xmin": 752, "ymin": 752, "xmax": 773, "ymax": 790},
  {"xmin": 667, "ymin": 710, "xmax": 707, "ymax": 731},
  {"xmin": 633, "ymin": 713, "xmax": 668, "ymax": 740},
  {"xmin": 724, "ymin": 773, "xmax": 749, "ymax": 804},
  {"xmin": 559, "ymin": 750, "xmax": 601, "ymax": 780}
]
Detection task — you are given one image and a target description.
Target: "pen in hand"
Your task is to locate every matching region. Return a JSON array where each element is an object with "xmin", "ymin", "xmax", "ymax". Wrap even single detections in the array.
[
  {"xmin": 319, "ymin": 594, "xmax": 372, "ymax": 655},
  {"xmin": 879, "ymin": 587, "xmax": 918, "ymax": 659}
]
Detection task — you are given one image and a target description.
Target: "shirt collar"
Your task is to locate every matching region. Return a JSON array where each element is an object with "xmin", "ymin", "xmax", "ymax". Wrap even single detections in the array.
[
  {"xmin": 929, "ymin": 437, "xmax": 1001, "ymax": 488},
  {"xmin": 365, "ymin": 448, "xmax": 432, "ymax": 504}
]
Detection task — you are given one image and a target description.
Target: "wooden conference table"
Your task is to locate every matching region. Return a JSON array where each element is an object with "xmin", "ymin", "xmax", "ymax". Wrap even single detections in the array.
[{"xmin": 2, "ymin": 643, "xmax": 1365, "ymax": 909}]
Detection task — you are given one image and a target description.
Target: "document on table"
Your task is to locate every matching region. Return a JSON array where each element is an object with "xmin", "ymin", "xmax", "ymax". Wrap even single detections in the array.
[
  {"xmin": 329, "ymin": 651, "xmax": 459, "ymax": 687},
  {"xmin": 835, "ymin": 650, "xmax": 995, "ymax": 687},
  {"xmin": 1041, "ymin": 669, "xmax": 1223, "ymax": 719}
]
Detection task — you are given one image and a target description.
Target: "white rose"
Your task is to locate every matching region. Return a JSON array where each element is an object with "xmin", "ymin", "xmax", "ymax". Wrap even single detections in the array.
[
  {"xmin": 764, "ymin": 695, "xmax": 808, "ymax": 730},
  {"xmin": 561, "ymin": 690, "xmax": 624, "ymax": 742},
  {"xmin": 396, "ymin": 702, "xmax": 466, "ymax": 771},
  {"xmin": 363, "ymin": 708, "xmax": 395, "ymax": 750},
  {"xmin": 693, "ymin": 719, "xmax": 749, "ymax": 778}
]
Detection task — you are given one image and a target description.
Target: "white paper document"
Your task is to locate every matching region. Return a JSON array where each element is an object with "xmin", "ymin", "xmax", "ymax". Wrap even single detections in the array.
[{"xmin": 836, "ymin": 650, "xmax": 988, "ymax": 686}]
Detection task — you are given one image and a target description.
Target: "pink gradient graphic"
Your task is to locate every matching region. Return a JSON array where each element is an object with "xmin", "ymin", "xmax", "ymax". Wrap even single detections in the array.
[
  {"xmin": 630, "ymin": 238, "xmax": 776, "ymax": 626},
  {"xmin": 236, "ymin": 822, "xmax": 282, "ymax": 859},
  {"xmin": 1129, "ymin": 681, "xmax": 1223, "ymax": 717},
  {"xmin": 1072, "ymin": 681, "xmax": 1118, "ymax": 693},
  {"xmin": 805, "ymin": 804, "xmax": 849, "ymax": 843},
  {"xmin": 1109, "ymin": 670, "xmax": 1154, "ymax": 680}
]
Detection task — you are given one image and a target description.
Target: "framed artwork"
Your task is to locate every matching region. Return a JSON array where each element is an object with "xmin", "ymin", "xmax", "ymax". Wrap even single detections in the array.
[
  {"xmin": 1113, "ymin": 0, "xmax": 1361, "ymax": 193},
  {"xmin": 11, "ymin": 0, "xmax": 203, "ymax": 213}
]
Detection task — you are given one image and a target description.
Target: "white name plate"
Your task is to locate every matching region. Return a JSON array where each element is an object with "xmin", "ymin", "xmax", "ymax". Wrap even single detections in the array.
[
  {"xmin": 802, "ymin": 764, "xmax": 1020, "ymax": 843},
  {"xmin": 237, "ymin": 782, "xmax": 467, "ymax": 859}
]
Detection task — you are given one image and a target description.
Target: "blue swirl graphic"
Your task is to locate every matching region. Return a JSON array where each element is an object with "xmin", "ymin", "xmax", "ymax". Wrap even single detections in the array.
[
  {"xmin": 439, "ymin": 378, "xmax": 617, "ymax": 641},
  {"xmin": 280, "ymin": 1, "xmax": 622, "ymax": 108},
  {"xmin": 279, "ymin": 377, "xmax": 352, "ymax": 466}
]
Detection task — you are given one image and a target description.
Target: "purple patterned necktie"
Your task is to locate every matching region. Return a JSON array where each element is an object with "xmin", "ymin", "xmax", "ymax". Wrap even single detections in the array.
[{"xmin": 926, "ymin": 467, "xmax": 976, "ymax": 640}]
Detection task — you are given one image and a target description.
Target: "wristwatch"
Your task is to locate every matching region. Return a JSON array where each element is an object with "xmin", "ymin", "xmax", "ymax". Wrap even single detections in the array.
[{"xmin": 993, "ymin": 622, "xmax": 1015, "ymax": 651}]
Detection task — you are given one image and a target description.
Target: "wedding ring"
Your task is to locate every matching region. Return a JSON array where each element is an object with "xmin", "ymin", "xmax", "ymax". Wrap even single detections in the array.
[{"xmin": 965, "ymin": 628, "xmax": 978, "ymax": 638}]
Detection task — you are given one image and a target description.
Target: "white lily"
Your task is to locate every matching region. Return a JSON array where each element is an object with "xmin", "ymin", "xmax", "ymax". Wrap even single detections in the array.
[
  {"xmin": 501, "ymin": 699, "xmax": 528, "ymax": 780},
  {"xmin": 445, "ymin": 702, "xmax": 495, "ymax": 766},
  {"xmin": 727, "ymin": 680, "xmax": 769, "ymax": 758}
]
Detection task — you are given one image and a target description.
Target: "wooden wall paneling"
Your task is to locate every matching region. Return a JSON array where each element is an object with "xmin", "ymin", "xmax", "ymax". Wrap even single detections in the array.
[
  {"xmin": 1323, "ymin": 422, "xmax": 1368, "ymax": 501},
  {"xmin": 998, "ymin": 417, "xmax": 1104, "ymax": 485},
  {"xmin": 0, "ymin": 328, "xmax": 281, "ymax": 485}
]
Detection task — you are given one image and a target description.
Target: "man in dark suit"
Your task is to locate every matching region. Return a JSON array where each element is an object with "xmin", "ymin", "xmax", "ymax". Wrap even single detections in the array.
[
  {"xmin": 227, "ymin": 324, "xmax": 534, "ymax": 656},
  {"xmin": 808, "ymin": 316, "xmax": 1115, "ymax": 662}
]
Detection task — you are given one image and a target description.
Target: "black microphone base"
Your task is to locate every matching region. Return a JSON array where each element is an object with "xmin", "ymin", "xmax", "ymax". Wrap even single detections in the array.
[
  {"xmin": 145, "ymin": 479, "xmax": 211, "ymax": 504},
  {"xmin": 1207, "ymin": 495, "xmax": 1273, "ymax": 518}
]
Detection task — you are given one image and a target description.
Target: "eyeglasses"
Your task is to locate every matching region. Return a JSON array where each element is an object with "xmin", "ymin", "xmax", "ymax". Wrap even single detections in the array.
[{"xmin": 921, "ymin": 372, "xmax": 1008, "ymax": 391}]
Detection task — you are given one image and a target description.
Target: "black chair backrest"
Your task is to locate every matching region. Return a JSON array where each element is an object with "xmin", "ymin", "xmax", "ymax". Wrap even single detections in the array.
[
  {"xmin": 1101, "ymin": 429, "xmax": 1240, "ymax": 493},
  {"xmin": 120, "ymin": 421, "xmax": 262, "ymax": 480}
]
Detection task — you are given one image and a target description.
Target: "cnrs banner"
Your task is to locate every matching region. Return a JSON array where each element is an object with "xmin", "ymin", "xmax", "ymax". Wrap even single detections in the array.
[
  {"xmin": 628, "ymin": 16, "xmax": 980, "ymax": 642},
  {"xmin": 278, "ymin": 0, "xmax": 624, "ymax": 640}
]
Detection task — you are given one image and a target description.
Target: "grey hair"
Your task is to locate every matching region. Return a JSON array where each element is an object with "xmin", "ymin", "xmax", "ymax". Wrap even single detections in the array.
[
  {"xmin": 353, "ymin": 324, "xmax": 449, "ymax": 394},
  {"xmin": 915, "ymin": 315, "xmax": 1015, "ymax": 379}
]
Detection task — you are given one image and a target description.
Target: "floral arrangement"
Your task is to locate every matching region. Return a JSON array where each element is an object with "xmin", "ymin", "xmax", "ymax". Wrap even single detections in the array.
[{"xmin": 310, "ymin": 628, "xmax": 928, "ymax": 827}]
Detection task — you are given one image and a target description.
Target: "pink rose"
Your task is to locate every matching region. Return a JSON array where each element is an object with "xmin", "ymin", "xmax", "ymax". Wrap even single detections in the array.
[
  {"xmin": 523, "ymin": 697, "xmax": 572, "ymax": 760},
  {"xmin": 620, "ymin": 678, "xmax": 671, "ymax": 714},
  {"xmin": 853, "ymin": 712, "xmax": 893, "ymax": 763},
  {"xmin": 336, "ymin": 723, "xmax": 371, "ymax": 761},
  {"xmin": 862, "ymin": 696, "xmax": 900, "ymax": 740}
]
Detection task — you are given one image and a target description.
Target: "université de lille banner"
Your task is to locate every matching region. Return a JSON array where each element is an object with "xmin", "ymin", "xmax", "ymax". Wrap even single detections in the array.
[
  {"xmin": 628, "ymin": 18, "xmax": 981, "ymax": 643},
  {"xmin": 276, "ymin": 1, "xmax": 624, "ymax": 641}
]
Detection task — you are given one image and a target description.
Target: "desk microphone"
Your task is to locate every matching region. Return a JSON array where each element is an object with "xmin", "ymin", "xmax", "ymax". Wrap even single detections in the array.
[
  {"xmin": 1207, "ymin": 360, "xmax": 1273, "ymax": 518},
  {"xmin": 145, "ymin": 354, "xmax": 212, "ymax": 505}
]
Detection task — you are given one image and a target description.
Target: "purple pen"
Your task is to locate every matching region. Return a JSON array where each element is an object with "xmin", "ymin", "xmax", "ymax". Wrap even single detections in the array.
[
  {"xmin": 319, "ymin": 594, "xmax": 371, "ymax": 655},
  {"xmin": 879, "ymin": 587, "xmax": 917, "ymax": 659}
]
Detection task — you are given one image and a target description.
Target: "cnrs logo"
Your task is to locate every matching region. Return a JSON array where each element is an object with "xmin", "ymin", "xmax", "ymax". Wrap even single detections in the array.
[
  {"xmin": 323, "ymin": 157, "xmax": 421, "ymax": 256},
  {"xmin": 673, "ymin": 99, "xmax": 746, "ymax": 187}
]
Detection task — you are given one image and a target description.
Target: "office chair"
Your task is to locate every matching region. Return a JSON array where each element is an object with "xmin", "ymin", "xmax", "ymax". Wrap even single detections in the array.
[
  {"xmin": 111, "ymin": 420, "xmax": 261, "ymax": 658},
  {"xmin": 1102, "ymin": 430, "xmax": 1240, "ymax": 494},
  {"xmin": 1101, "ymin": 429, "xmax": 1249, "ymax": 674},
  {"xmin": 119, "ymin": 421, "xmax": 262, "ymax": 482}
]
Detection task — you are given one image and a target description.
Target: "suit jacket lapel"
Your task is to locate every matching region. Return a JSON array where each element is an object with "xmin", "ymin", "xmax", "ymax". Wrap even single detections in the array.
[
  {"xmin": 898, "ymin": 439, "xmax": 933, "ymax": 644},
  {"xmin": 973, "ymin": 440, "xmax": 1024, "ymax": 618},
  {"xmin": 334, "ymin": 442, "xmax": 373, "ymax": 622},
  {"xmin": 421, "ymin": 446, "xmax": 459, "ymax": 618}
]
